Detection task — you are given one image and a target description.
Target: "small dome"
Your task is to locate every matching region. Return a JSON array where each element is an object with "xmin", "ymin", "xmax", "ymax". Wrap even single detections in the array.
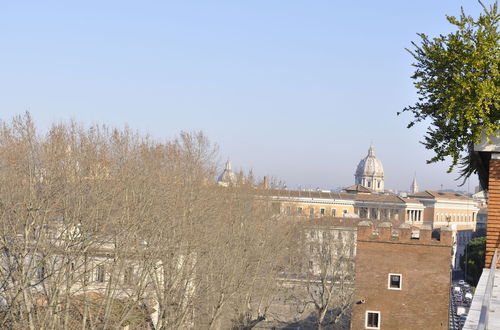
[
  {"xmin": 355, "ymin": 146, "xmax": 384, "ymax": 178},
  {"xmin": 217, "ymin": 160, "xmax": 237, "ymax": 186}
]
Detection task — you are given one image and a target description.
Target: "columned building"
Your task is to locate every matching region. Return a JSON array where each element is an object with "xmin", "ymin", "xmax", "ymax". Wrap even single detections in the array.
[{"xmin": 408, "ymin": 190, "xmax": 479, "ymax": 230}]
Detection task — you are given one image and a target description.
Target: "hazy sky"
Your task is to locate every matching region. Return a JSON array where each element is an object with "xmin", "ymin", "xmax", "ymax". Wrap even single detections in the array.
[{"xmin": 0, "ymin": 1, "xmax": 485, "ymax": 192}]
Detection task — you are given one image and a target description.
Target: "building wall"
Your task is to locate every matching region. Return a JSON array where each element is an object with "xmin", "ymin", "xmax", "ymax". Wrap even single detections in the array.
[
  {"xmin": 355, "ymin": 205, "xmax": 405, "ymax": 222},
  {"xmin": 422, "ymin": 206, "xmax": 435, "ymax": 223},
  {"xmin": 351, "ymin": 223, "xmax": 452, "ymax": 330},
  {"xmin": 432, "ymin": 207, "xmax": 477, "ymax": 230},
  {"xmin": 486, "ymin": 158, "xmax": 500, "ymax": 267},
  {"xmin": 409, "ymin": 194, "xmax": 480, "ymax": 230},
  {"xmin": 275, "ymin": 201, "xmax": 356, "ymax": 218},
  {"xmin": 268, "ymin": 191, "xmax": 480, "ymax": 234}
]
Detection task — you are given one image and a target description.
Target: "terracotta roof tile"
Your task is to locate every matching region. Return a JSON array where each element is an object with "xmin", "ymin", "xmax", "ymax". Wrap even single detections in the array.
[
  {"xmin": 409, "ymin": 190, "xmax": 470, "ymax": 200},
  {"xmin": 344, "ymin": 184, "xmax": 373, "ymax": 193}
]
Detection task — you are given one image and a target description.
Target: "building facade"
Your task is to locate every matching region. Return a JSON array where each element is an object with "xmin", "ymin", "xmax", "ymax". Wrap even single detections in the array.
[{"xmin": 351, "ymin": 221, "xmax": 453, "ymax": 330}]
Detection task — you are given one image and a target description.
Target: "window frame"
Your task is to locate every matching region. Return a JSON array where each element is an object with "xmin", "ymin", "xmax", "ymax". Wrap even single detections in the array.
[
  {"xmin": 365, "ymin": 310, "xmax": 381, "ymax": 329},
  {"xmin": 37, "ymin": 265, "xmax": 46, "ymax": 281},
  {"xmin": 388, "ymin": 273, "xmax": 402, "ymax": 290},
  {"xmin": 95, "ymin": 264, "xmax": 106, "ymax": 283},
  {"xmin": 123, "ymin": 266, "xmax": 135, "ymax": 285}
]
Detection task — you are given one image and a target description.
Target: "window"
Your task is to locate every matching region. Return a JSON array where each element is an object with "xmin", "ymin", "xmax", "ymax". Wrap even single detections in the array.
[
  {"xmin": 271, "ymin": 202, "xmax": 281, "ymax": 214},
  {"xmin": 320, "ymin": 208, "xmax": 325, "ymax": 216},
  {"xmin": 69, "ymin": 262, "xmax": 75, "ymax": 280},
  {"xmin": 297, "ymin": 207, "xmax": 303, "ymax": 215},
  {"xmin": 367, "ymin": 181, "xmax": 371, "ymax": 187},
  {"xmin": 95, "ymin": 265, "xmax": 105, "ymax": 283},
  {"xmin": 342, "ymin": 209, "xmax": 348, "ymax": 216},
  {"xmin": 378, "ymin": 181, "xmax": 381, "ymax": 188},
  {"xmin": 388, "ymin": 273, "xmax": 402, "ymax": 290},
  {"xmin": 123, "ymin": 266, "xmax": 134, "ymax": 285},
  {"xmin": 331, "ymin": 209, "xmax": 336, "ymax": 217},
  {"xmin": 37, "ymin": 265, "xmax": 45, "ymax": 281},
  {"xmin": 286, "ymin": 206, "xmax": 291, "ymax": 215},
  {"xmin": 309, "ymin": 207, "xmax": 315, "ymax": 217},
  {"xmin": 308, "ymin": 260, "xmax": 313, "ymax": 268},
  {"xmin": 366, "ymin": 311, "xmax": 380, "ymax": 329}
]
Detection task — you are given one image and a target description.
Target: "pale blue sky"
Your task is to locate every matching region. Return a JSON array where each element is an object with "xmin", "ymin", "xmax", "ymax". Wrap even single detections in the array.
[{"xmin": 0, "ymin": 1, "xmax": 485, "ymax": 192}]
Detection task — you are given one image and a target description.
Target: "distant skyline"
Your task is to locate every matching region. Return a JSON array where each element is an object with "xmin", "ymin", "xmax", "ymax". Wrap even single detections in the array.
[{"xmin": 0, "ymin": 1, "xmax": 484, "ymax": 192}]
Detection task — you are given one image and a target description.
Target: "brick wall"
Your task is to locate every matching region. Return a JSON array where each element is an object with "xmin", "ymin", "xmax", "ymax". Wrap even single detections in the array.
[
  {"xmin": 351, "ymin": 222, "xmax": 452, "ymax": 330},
  {"xmin": 486, "ymin": 158, "xmax": 500, "ymax": 267}
]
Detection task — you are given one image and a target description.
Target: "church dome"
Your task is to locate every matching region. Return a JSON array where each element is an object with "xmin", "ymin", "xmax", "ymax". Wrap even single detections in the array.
[
  {"xmin": 354, "ymin": 146, "xmax": 384, "ymax": 192},
  {"xmin": 217, "ymin": 160, "xmax": 237, "ymax": 186},
  {"xmin": 355, "ymin": 146, "xmax": 384, "ymax": 178}
]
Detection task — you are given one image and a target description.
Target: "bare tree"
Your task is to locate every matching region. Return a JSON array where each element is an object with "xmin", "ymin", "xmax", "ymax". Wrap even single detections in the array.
[
  {"xmin": 0, "ymin": 113, "xmax": 297, "ymax": 330},
  {"xmin": 286, "ymin": 223, "xmax": 355, "ymax": 330}
]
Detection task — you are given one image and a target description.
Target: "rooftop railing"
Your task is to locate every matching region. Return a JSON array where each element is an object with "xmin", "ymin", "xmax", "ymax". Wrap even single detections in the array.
[{"xmin": 477, "ymin": 248, "xmax": 499, "ymax": 330}]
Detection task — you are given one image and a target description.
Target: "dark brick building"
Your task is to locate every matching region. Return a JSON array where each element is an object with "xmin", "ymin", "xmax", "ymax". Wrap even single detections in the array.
[{"xmin": 351, "ymin": 221, "xmax": 453, "ymax": 329}]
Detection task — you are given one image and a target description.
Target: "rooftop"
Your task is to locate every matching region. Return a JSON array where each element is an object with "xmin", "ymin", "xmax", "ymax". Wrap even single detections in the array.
[{"xmin": 409, "ymin": 190, "xmax": 471, "ymax": 200}]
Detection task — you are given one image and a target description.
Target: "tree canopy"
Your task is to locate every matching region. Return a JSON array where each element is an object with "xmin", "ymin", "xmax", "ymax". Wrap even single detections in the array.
[
  {"xmin": 460, "ymin": 236, "xmax": 486, "ymax": 285},
  {"xmin": 400, "ymin": 1, "xmax": 500, "ymax": 181}
]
